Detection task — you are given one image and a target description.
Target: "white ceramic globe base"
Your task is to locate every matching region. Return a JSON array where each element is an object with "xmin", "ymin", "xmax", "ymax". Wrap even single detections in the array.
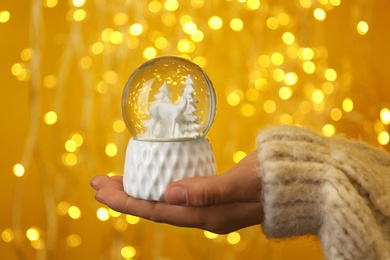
[{"xmin": 123, "ymin": 138, "xmax": 217, "ymax": 201}]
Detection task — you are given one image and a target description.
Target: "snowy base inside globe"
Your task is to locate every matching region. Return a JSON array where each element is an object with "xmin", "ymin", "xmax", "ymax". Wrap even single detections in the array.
[{"xmin": 123, "ymin": 138, "xmax": 217, "ymax": 201}]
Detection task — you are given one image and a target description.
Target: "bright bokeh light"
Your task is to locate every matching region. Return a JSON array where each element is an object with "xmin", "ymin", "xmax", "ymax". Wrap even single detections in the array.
[
  {"xmin": 13, "ymin": 163, "xmax": 25, "ymax": 177},
  {"xmin": 177, "ymin": 39, "xmax": 195, "ymax": 53},
  {"xmin": 204, "ymin": 231, "xmax": 219, "ymax": 239},
  {"xmin": 230, "ymin": 18, "xmax": 244, "ymax": 31},
  {"xmin": 208, "ymin": 16, "xmax": 223, "ymax": 30},
  {"xmin": 44, "ymin": 111, "xmax": 58, "ymax": 125},
  {"xmin": 279, "ymin": 86, "xmax": 293, "ymax": 100},
  {"xmin": 97, "ymin": 208, "xmax": 110, "ymax": 221},
  {"xmin": 282, "ymin": 32, "xmax": 295, "ymax": 45},
  {"xmin": 330, "ymin": 0, "xmax": 341, "ymax": 5},
  {"xmin": 357, "ymin": 21, "xmax": 369, "ymax": 35},
  {"xmin": 65, "ymin": 140, "xmax": 77, "ymax": 152},
  {"xmin": 109, "ymin": 31, "xmax": 123, "ymax": 44},
  {"xmin": 342, "ymin": 98, "xmax": 354, "ymax": 112},
  {"xmin": 45, "ymin": 0, "xmax": 58, "ymax": 8},
  {"xmin": 121, "ymin": 246, "xmax": 136, "ymax": 258},
  {"xmin": 378, "ymin": 131, "xmax": 390, "ymax": 145},
  {"xmin": 303, "ymin": 61, "xmax": 316, "ymax": 74},
  {"xmin": 164, "ymin": 0, "xmax": 179, "ymax": 11},
  {"xmin": 284, "ymin": 72, "xmax": 298, "ymax": 85},
  {"xmin": 313, "ymin": 8, "xmax": 326, "ymax": 21},
  {"xmin": 227, "ymin": 92, "xmax": 241, "ymax": 106},
  {"xmin": 311, "ymin": 90, "xmax": 324, "ymax": 104},
  {"xmin": 183, "ymin": 21, "xmax": 197, "ymax": 34},
  {"xmin": 233, "ymin": 151, "xmax": 246, "ymax": 163},
  {"xmin": 300, "ymin": 48, "xmax": 314, "ymax": 60},
  {"xmin": 247, "ymin": 0, "xmax": 261, "ymax": 9},
  {"xmin": 73, "ymin": 9, "xmax": 86, "ymax": 21},
  {"xmin": 273, "ymin": 69, "xmax": 285, "ymax": 82},
  {"xmin": 68, "ymin": 206, "xmax": 81, "ymax": 219},
  {"xmin": 109, "ymin": 209, "xmax": 121, "ymax": 218},
  {"xmin": 73, "ymin": 0, "xmax": 85, "ymax": 7},
  {"xmin": 26, "ymin": 228, "xmax": 40, "ymax": 241},
  {"xmin": 105, "ymin": 143, "xmax": 118, "ymax": 157},
  {"xmin": 380, "ymin": 108, "xmax": 390, "ymax": 125},
  {"xmin": 191, "ymin": 30, "xmax": 204, "ymax": 42},
  {"xmin": 129, "ymin": 23, "xmax": 143, "ymax": 36},
  {"xmin": 143, "ymin": 47, "xmax": 157, "ymax": 59},
  {"xmin": 126, "ymin": 215, "xmax": 140, "ymax": 225},
  {"xmin": 227, "ymin": 232, "xmax": 241, "ymax": 244},
  {"xmin": 271, "ymin": 52, "xmax": 284, "ymax": 65},
  {"xmin": 322, "ymin": 124, "xmax": 336, "ymax": 136},
  {"xmin": 324, "ymin": 68, "xmax": 337, "ymax": 81},
  {"xmin": 71, "ymin": 133, "xmax": 84, "ymax": 147},
  {"xmin": 0, "ymin": 11, "xmax": 10, "ymax": 23}
]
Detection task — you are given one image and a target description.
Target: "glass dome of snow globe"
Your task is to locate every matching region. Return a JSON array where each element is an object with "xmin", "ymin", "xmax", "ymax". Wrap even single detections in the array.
[{"xmin": 122, "ymin": 56, "xmax": 216, "ymax": 141}]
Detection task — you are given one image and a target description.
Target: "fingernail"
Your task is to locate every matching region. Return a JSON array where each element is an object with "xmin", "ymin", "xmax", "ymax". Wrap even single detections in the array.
[{"xmin": 165, "ymin": 186, "xmax": 187, "ymax": 205}]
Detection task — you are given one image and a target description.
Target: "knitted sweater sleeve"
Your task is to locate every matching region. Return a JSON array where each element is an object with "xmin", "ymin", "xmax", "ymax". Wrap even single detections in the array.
[{"xmin": 257, "ymin": 125, "xmax": 390, "ymax": 260}]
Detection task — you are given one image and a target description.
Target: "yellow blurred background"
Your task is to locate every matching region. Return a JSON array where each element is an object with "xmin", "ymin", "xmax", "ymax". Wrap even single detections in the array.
[{"xmin": 1, "ymin": 0, "xmax": 389, "ymax": 259}]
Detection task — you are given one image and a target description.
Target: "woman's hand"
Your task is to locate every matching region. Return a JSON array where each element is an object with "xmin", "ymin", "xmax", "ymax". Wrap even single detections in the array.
[{"xmin": 90, "ymin": 152, "xmax": 263, "ymax": 234}]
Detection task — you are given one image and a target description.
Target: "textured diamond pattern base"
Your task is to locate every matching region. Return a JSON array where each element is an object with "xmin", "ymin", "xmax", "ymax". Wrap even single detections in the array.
[{"xmin": 123, "ymin": 138, "xmax": 217, "ymax": 201}]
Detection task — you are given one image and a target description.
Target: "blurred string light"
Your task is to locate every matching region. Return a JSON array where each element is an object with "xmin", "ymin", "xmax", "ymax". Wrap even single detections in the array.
[{"xmin": 5, "ymin": 0, "xmax": 389, "ymax": 259}]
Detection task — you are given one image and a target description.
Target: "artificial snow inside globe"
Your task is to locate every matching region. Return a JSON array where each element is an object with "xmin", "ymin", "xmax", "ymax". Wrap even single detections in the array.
[{"xmin": 122, "ymin": 56, "xmax": 217, "ymax": 201}]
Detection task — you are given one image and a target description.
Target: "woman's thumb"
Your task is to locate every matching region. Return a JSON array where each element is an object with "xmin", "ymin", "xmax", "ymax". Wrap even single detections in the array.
[{"xmin": 164, "ymin": 176, "xmax": 223, "ymax": 206}]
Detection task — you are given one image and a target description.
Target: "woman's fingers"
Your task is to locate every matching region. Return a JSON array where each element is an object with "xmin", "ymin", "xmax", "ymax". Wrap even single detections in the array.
[
  {"xmin": 95, "ymin": 184, "xmax": 262, "ymax": 233},
  {"xmin": 91, "ymin": 174, "xmax": 262, "ymax": 234}
]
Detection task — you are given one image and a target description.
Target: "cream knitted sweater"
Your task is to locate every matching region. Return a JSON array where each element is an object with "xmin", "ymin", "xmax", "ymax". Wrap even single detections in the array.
[{"xmin": 257, "ymin": 126, "xmax": 390, "ymax": 260}]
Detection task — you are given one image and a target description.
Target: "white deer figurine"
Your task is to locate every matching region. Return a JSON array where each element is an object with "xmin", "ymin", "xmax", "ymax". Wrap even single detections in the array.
[{"xmin": 143, "ymin": 75, "xmax": 195, "ymax": 138}]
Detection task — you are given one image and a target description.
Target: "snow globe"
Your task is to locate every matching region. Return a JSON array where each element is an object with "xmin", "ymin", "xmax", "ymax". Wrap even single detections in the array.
[{"xmin": 122, "ymin": 56, "xmax": 217, "ymax": 201}]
